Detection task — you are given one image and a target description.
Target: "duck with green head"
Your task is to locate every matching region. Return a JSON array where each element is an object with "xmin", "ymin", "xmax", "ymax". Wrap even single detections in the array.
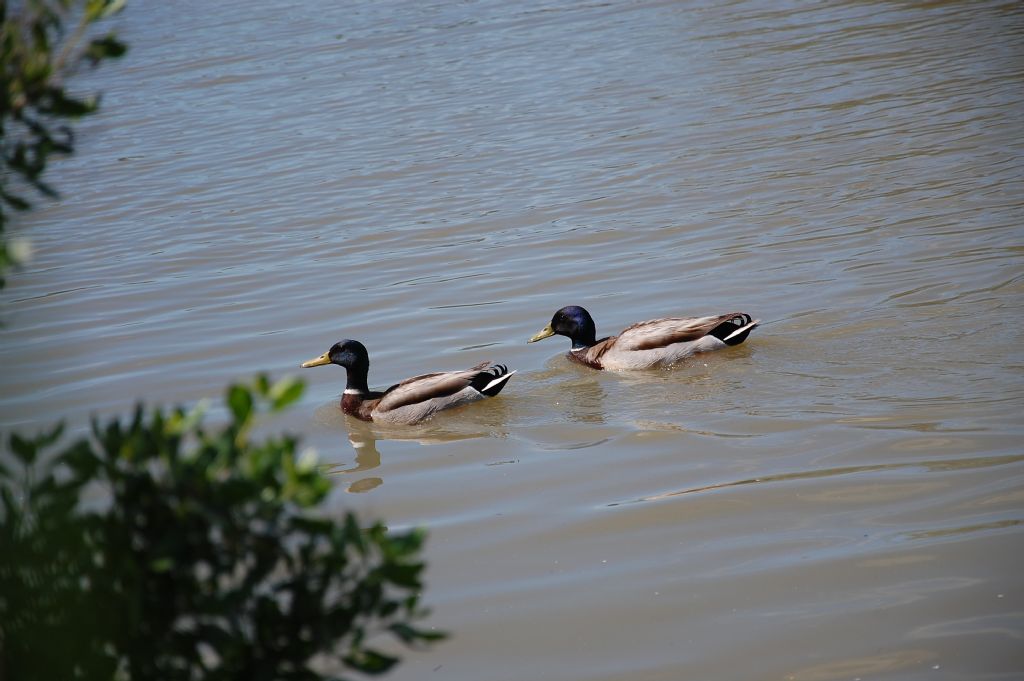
[
  {"xmin": 528, "ymin": 305, "xmax": 758, "ymax": 370},
  {"xmin": 301, "ymin": 339, "xmax": 515, "ymax": 424}
]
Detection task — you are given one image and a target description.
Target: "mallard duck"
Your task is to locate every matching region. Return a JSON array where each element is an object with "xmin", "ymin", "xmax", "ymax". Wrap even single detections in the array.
[
  {"xmin": 528, "ymin": 305, "xmax": 759, "ymax": 370},
  {"xmin": 300, "ymin": 339, "xmax": 515, "ymax": 424}
]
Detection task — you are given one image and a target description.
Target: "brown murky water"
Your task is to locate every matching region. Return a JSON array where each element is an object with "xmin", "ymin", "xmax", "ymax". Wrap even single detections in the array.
[{"xmin": 2, "ymin": 1, "xmax": 1023, "ymax": 679}]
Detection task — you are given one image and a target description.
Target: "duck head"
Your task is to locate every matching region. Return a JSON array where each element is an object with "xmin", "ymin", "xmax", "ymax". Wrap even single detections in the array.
[
  {"xmin": 301, "ymin": 339, "xmax": 370, "ymax": 371},
  {"xmin": 528, "ymin": 305, "xmax": 597, "ymax": 349}
]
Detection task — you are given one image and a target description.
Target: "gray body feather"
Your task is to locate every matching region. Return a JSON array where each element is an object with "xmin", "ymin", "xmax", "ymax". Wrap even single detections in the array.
[
  {"xmin": 371, "ymin": 362, "xmax": 515, "ymax": 424},
  {"xmin": 578, "ymin": 314, "xmax": 759, "ymax": 370}
]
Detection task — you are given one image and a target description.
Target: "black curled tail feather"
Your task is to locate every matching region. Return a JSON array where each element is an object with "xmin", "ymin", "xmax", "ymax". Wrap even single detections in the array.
[
  {"xmin": 709, "ymin": 314, "xmax": 758, "ymax": 346},
  {"xmin": 471, "ymin": 364, "xmax": 514, "ymax": 396}
]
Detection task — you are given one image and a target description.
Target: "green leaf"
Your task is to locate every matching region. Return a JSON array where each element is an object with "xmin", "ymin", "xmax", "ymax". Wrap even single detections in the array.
[
  {"xmin": 0, "ymin": 189, "xmax": 32, "ymax": 211},
  {"xmin": 61, "ymin": 442, "xmax": 100, "ymax": 482},
  {"xmin": 10, "ymin": 433, "xmax": 38, "ymax": 465},
  {"xmin": 379, "ymin": 562, "xmax": 423, "ymax": 589},
  {"xmin": 387, "ymin": 623, "xmax": 419, "ymax": 644},
  {"xmin": 100, "ymin": 0, "xmax": 128, "ymax": 19},
  {"xmin": 269, "ymin": 377, "xmax": 304, "ymax": 411},
  {"xmin": 39, "ymin": 422, "xmax": 65, "ymax": 448},
  {"xmin": 86, "ymin": 35, "xmax": 127, "ymax": 63},
  {"xmin": 86, "ymin": 0, "xmax": 127, "ymax": 20},
  {"xmin": 227, "ymin": 385, "xmax": 254, "ymax": 423},
  {"xmin": 389, "ymin": 623, "xmax": 446, "ymax": 644},
  {"xmin": 343, "ymin": 649, "xmax": 399, "ymax": 675},
  {"xmin": 46, "ymin": 91, "xmax": 98, "ymax": 117}
]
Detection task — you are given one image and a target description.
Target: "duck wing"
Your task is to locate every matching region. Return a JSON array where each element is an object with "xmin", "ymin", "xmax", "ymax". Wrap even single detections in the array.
[
  {"xmin": 615, "ymin": 313, "xmax": 756, "ymax": 351},
  {"xmin": 374, "ymin": 361, "xmax": 494, "ymax": 413}
]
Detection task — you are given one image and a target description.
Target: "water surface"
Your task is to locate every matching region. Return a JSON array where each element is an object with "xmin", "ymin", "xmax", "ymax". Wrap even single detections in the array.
[{"xmin": 2, "ymin": 1, "xmax": 1022, "ymax": 679}]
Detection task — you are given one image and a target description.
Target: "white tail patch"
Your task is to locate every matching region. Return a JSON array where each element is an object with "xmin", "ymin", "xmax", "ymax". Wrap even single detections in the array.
[
  {"xmin": 723, "ymin": 319, "xmax": 760, "ymax": 342},
  {"xmin": 482, "ymin": 370, "xmax": 516, "ymax": 393}
]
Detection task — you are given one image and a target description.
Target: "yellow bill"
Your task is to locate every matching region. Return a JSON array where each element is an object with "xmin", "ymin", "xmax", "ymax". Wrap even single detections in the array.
[
  {"xmin": 300, "ymin": 352, "xmax": 331, "ymax": 368},
  {"xmin": 528, "ymin": 323, "xmax": 555, "ymax": 343}
]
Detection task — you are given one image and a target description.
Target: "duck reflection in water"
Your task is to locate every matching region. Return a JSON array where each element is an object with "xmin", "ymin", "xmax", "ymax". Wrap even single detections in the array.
[
  {"xmin": 318, "ymin": 408, "xmax": 512, "ymax": 493},
  {"xmin": 321, "ymin": 422, "xmax": 384, "ymax": 493}
]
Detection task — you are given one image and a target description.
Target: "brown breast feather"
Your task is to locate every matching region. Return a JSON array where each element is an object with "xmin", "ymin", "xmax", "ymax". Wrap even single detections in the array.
[{"xmin": 568, "ymin": 337, "xmax": 615, "ymax": 369}]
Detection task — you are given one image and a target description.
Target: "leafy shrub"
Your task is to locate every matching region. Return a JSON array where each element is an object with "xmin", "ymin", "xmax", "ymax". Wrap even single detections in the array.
[
  {"xmin": 0, "ymin": 376, "xmax": 442, "ymax": 680},
  {"xmin": 2, "ymin": 0, "xmax": 129, "ymax": 283}
]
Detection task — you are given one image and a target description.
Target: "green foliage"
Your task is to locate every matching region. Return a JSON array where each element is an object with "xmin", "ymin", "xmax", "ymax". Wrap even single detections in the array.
[
  {"xmin": 0, "ymin": 376, "xmax": 443, "ymax": 681},
  {"xmin": 1, "ymin": 0, "xmax": 128, "ymax": 285}
]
